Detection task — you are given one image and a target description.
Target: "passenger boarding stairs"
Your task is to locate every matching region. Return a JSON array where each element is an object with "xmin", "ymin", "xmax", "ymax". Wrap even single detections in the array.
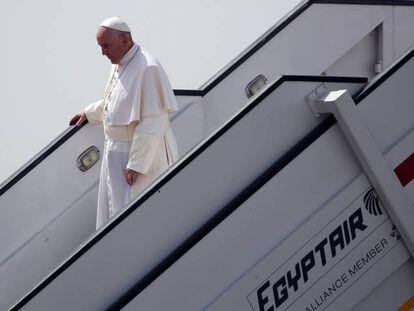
[
  {"xmin": 122, "ymin": 49, "xmax": 414, "ymax": 311},
  {"xmin": 1, "ymin": 1, "xmax": 414, "ymax": 310}
]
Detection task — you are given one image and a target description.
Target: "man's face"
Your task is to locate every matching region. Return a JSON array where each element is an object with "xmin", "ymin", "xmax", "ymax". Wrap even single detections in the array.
[{"xmin": 96, "ymin": 27, "xmax": 127, "ymax": 64}]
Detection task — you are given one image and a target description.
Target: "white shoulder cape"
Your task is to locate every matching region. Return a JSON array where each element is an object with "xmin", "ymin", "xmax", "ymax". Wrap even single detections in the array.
[{"xmin": 105, "ymin": 48, "xmax": 178, "ymax": 125}]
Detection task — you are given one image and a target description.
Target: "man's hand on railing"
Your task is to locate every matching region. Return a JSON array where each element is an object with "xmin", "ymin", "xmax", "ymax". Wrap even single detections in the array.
[{"xmin": 69, "ymin": 112, "xmax": 87, "ymax": 127}]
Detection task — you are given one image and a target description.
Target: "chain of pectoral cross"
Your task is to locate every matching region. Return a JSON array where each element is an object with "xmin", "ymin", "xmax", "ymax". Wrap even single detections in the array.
[{"xmin": 103, "ymin": 47, "xmax": 140, "ymax": 113}]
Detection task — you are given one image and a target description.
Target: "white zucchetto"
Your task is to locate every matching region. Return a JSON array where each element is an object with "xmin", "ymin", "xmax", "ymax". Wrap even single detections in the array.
[{"xmin": 100, "ymin": 17, "xmax": 131, "ymax": 32}]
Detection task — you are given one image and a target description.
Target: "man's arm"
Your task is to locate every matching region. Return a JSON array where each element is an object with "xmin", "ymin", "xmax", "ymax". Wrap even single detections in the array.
[
  {"xmin": 125, "ymin": 168, "xmax": 139, "ymax": 185},
  {"xmin": 125, "ymin": 113, "xmax": 169, "ymax": 184},
  {"xmin": 69, "ymin": 112, "xmax": 87, "ymax": 126},
  {"xmin": 69, "ymin": 99, "xmax": 105, "ymax": 126}
]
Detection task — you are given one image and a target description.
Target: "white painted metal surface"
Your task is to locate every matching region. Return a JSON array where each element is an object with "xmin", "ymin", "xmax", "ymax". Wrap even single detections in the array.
[
  {"xmin": 313, "ymin": 90, "xmax": 414, "ymax": 256},
  {"xmin": 14, "ymin": 79, "xmax": 365, "ymax": 310},
  {"xmin": 124, "ymin": 130, "xmax": 414, "ymax": 311},
  {"xmin": 202, "ymin": 3, "xmax": 414, "ymax": 135},
  {"xmin": 170, "ymin": 95, "xmax": 205, "ymax": 156},
  {"xmin": 123, "ymin": 51, "xmax": 414, "ymax": 311},
  {"xmin": 205, "ymin": 173, "xmax": 413, "ymax": 311},
  {"xmin": 354, "ymin": 259, "xmax": 414, "ymax": 311},
  {"xmin": 0, "ymin": 125, "xmax": 103, "ymax": 309},
  {"xmin": 3, "ymin": 1, "xmax": 414, "ymax": 309},
  {"xmin": 0, "ymin": 94, "xmax": 204, "ymax": 310}
]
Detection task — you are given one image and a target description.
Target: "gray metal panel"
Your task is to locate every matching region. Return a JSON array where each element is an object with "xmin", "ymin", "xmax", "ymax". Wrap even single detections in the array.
[
  {"xmin": 353, "ymin": 259, "xmax": 414, "ymax": 311},
  {"xmin": 394, "ymin": 6, "xmax": 414, "ymax": 59},
  {"xmin": 172, "ymin": 95, "xmax": 205, "ymax": 156},
  {"xmin": 357, "ymin": 57, "xmax": 414, "ymax": 154},
  {"xmin": 325, "ymin": 27, "xmax": 378, "ymax": 79}
]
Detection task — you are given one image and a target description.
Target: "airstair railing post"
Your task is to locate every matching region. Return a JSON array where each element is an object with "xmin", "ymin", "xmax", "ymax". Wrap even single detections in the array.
[{"xmin": 309, "ymin": 89, "xmax": 414, "ymax": 258}]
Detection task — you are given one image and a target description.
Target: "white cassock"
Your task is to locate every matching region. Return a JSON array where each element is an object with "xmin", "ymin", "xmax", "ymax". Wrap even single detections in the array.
[{"xmin": 84, "ymin": 44, "xmax": 179, "ymax": 229}]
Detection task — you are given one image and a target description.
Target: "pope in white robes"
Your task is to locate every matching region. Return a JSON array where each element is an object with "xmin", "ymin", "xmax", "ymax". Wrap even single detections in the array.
[{"xmin": 70, "ymin": 17, "xmax": 179, "ymax": 229}]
